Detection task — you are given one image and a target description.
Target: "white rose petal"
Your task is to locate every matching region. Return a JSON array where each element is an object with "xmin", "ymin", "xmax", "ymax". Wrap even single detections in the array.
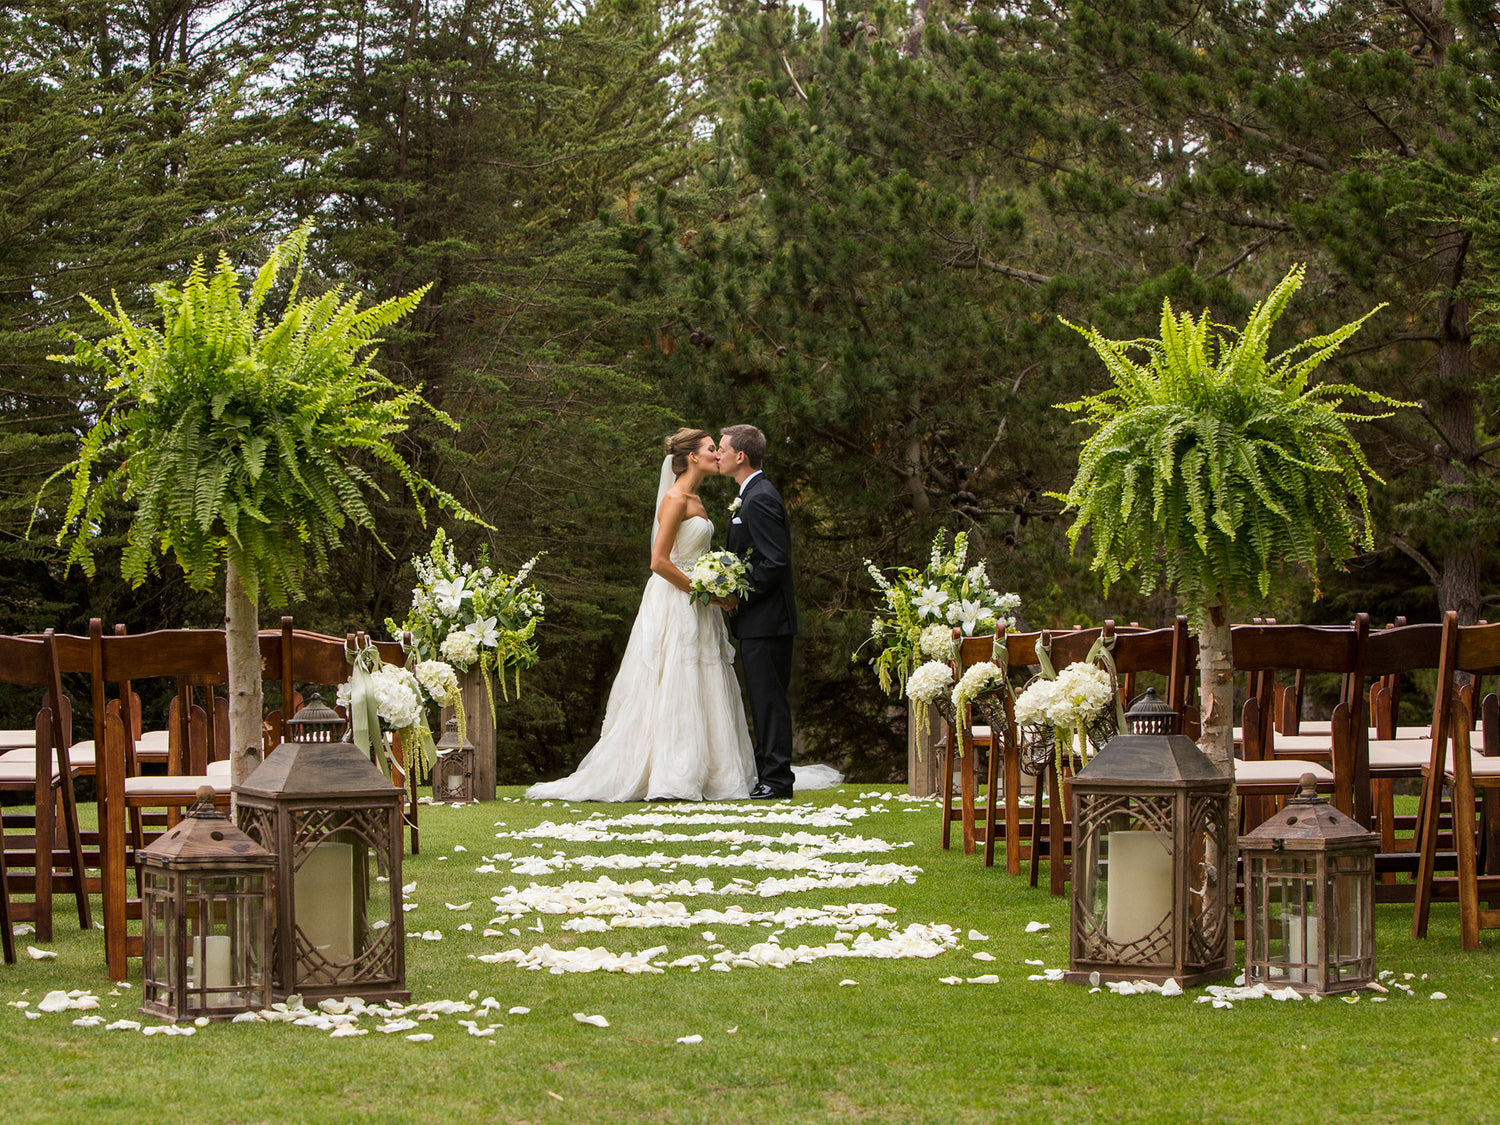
[
  {"xmin": 26, "ymin": 946, "xmax": 57, "ymax": 960},
  {"xmin": 406, "ymin": 1033, "xmax": 435, "ymax": 1042},
  {"xmin": 573, "ymin": 1013, "xmax": 609, "ymax": 1028},
  {"xmin": 676, "ymin": 1034, "xmax": 703, "ymax": 1044},
  {"xmin": 1024, "ymin": 921, "xmax": 1050, "ymax": 933}
]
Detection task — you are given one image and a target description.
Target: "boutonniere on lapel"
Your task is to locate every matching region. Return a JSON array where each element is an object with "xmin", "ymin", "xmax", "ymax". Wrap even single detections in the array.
[{"xmin": 729, "ymin": 497, "xmax": 742, "ymax": 516}]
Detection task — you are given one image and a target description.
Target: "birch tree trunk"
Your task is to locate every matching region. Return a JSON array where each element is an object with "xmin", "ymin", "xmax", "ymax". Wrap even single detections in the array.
[
  {"xmin": 225, "ymin": 559, "xmax": 264, "ymax": 792},
  {"xmin": 1196, "ymin": 592, "xmax": 1235, "ymax": 773}
]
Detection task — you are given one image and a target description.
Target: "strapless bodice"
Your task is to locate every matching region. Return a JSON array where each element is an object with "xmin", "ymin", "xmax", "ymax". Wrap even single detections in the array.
[{"xmin": 668, "ymin": 515, "xmax": 713, "ymax": 567}]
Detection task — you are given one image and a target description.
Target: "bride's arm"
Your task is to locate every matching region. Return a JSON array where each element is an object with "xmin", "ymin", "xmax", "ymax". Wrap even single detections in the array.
[{"xmin": 650, "ymin": 493, "xmax": 693, "ymax": 593}]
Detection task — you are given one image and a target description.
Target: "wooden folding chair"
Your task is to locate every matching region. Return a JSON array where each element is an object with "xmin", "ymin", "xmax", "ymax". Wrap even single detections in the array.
[
  {"xmin": 89, "ymin": 621, "xmax": 236, "ymax": 980},
  {"xmin": 0, "ymin": 631, "xmax": 92, "ymax": 944},
  {"xmin": 1231, "ymin": 618, "xmax": 1367, "ymax": 829},
  {"xmin": 1412, "ymin": 613, "xmax": 1500, "ymax": 948},
  {"xmin": 941, "ymin": 631, "xmax": 1004, "ymax": 860}
]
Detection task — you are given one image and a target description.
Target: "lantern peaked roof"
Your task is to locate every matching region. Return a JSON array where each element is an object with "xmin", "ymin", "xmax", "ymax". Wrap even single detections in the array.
[
  {"xmin": 1241, "ymin": 774, "xmax": 1379, "ymax": 849},
  {"xmin": 1071, "ymin": 732, "xmax": 1230, "ymax": 788},
  {"xmin": 141, "ymin": 787, "xmax": 274, "ymax": 867},
  {"xmin": 236, "ymin": 695, "xmax": 401, "ymax": 801}
]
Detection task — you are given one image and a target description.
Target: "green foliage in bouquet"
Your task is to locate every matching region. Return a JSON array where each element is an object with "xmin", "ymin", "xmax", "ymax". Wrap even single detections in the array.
[
  {"xmin": 859, "ymin": 530, "xmax": 1021, "ymax": 696},
  {"xmin": 386, "ymin": 529, "xmax": 545, "ymax": 709}
]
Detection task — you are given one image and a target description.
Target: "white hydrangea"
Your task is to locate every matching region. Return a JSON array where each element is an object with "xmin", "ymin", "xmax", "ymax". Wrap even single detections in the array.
[
  {"xmin": 904, "ymin": 661, "xmax": 955, "ymax": 707},
  {"xmin": 440, "ymin": 630, "xmax": 480, "ymax": 668},
  {"xmin": 952, "ymin": 661, "xmax": 1007, "ymax": 714},
  {"xmin": 1013, "ymin": 678, "xmax": 1060, "ymax": 729},
  {"xmin": 1014, "ymin": 662, "xmax": 1113, "ymax": 731},
  {"xmin": 372, "ymin": 665, "xmax": 424, "ymax": 732},
  {"xmin": 918, "ymin": 624, "xmax": 956, "ymax": 661},
  {"xmin": 415, "ymin": 660, "xmax": 462, "ymax": 708}
]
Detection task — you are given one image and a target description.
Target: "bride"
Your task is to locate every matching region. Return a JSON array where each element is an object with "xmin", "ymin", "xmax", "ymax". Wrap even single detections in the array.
[{"xmin": 526, "ymin": 429, "xmax": 759, "ymax": 802}]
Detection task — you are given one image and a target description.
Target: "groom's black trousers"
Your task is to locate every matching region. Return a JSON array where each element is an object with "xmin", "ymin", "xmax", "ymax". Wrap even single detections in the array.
[{"xmin": 740, "ymin": 635, "xmax": 794, "ymax": 793}]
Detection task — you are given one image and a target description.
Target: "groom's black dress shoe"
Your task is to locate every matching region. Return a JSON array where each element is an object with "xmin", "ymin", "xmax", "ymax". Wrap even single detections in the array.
[{"xmin": 749, "ymin": 783, "xmax": 793, "ymax": 800}]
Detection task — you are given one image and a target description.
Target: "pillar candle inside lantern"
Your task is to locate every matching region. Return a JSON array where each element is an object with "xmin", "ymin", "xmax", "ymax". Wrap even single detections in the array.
[
  {"xmin": 1106, "ymin": 830, "xmax": 1173, "ymax": 947},
  {"xmin": 295, "ymin": 841, "xmax": 355, "ymax": 977},
  {"xmin": 1286, "ymin": 911, "xmax": 1320, "ymax": 984},
  {"xmin": 188, "ymin": 934, "xmax": 232, "ymax": 1004}
]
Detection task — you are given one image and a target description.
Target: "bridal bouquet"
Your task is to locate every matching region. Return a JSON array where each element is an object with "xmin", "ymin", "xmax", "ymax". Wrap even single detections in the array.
[
  {"xmin": 859, "ymin": 529, "xmax": 1021, "ymax": 695},
  {"xmin": 688, "ymin": 549, "xmax": 751, "ymax": 606},
  {"xmin": 386, "ymin": 529, "xmax": 545, "ymax": 707}
]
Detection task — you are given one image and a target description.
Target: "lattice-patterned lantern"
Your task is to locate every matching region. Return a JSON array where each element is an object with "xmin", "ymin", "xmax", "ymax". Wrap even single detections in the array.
[
  {"xmin": 234, "ymin": 694, "xmax": 408, "ymax": 1003},
  {"xmin": 432, "ymin": 716, "xmax": 475, "ymax": 804},
  {"xmin": 1066, "ymin": 690, "xmax": 1234, "ymax": 987},
  {"xmin": 1240, "ymin": 773, "xmax": 1378, "ymax": 995},
  {"xmin": 140, "ymin": 786, "xmax": 274, "ymax": 1021}
]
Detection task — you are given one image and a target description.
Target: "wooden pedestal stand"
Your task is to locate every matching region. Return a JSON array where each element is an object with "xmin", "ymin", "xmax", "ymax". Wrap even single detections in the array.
[{"xmin": 441, "ymin": 667, "xmax": 496, "ymax": 802}]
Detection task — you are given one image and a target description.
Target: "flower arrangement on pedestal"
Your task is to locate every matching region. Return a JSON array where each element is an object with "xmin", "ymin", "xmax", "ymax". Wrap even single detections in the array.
[
  {"xmin": 859, "ymin": 529, "xmax": 1020, "ymax": 695},
  {"xmin": 387, "ymin": 529, "xmax": 545, "ymax": 712}
]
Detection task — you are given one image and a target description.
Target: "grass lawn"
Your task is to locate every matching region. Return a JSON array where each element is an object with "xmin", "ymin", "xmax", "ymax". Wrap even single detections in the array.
[{"xmin": 2, "ymin": 785, "xmax": 1499, "ymax": 1124}]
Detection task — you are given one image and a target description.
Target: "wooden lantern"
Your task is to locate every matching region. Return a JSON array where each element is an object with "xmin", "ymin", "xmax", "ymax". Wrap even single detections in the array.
[
  {"xmin": 140, "ymin": 786, "xmax": 274, "ymax": 1021},
  {"xmin": 234, "ymin": 694, "xmax": 408, "ymax": 1003},
  {"xmin": 1067, "ymin": 691, "xmax": 1235, "ymax": 987},
  {"xmin": 1240, "ymin": 773, "xmax": 1378, "ymax": 994},
  {"xmin": 432, "ymin": 716, "xmax": 475, "ymax": 804}
]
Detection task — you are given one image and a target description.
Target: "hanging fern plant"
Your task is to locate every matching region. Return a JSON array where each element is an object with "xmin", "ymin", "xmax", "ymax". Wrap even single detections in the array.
[
  {"xmin": 40, "ymin": 221, "xmax": 476, "ymax": 785},
  {"xmin": 1052, "ymin": 264, "xmax": 1407, "ymax": 769}
]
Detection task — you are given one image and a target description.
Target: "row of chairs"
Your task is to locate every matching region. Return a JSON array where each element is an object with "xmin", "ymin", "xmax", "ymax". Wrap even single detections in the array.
[
  {"xmin": 0, "ymin": 620, "xmax": 417, "ymax": 974},
  {"xmin": 938, "ymin": 612, "xmax": 1500, "ymax": 948}
]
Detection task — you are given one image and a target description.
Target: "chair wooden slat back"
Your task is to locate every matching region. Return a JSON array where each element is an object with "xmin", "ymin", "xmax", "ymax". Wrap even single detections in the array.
[
  {"xmin": 1364, "ymin": 622, "xmax": 1443, "ymax": 740},
  {"xmin": 1231, "ymin": 617, "xmax": 1370, "ymax": 821},
  {"xmin": 0, "ymin": 631, "xmax": 92, "ymax": 944}
]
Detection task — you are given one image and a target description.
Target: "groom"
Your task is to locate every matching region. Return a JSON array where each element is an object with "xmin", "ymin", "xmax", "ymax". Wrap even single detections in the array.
[{"xmin": 719, "ymin": 424, "xmax": 797, "ymax": 799}]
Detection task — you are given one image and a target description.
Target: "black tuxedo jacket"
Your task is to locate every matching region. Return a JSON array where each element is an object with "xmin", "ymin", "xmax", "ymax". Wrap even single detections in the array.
[{"xmin": 725, "ymin": 473, "xmax": 798, "ymax": 639}]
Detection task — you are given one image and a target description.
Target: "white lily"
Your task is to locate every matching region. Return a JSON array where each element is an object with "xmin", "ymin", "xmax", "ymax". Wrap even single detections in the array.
[
  {"xmin": 465, "ymin": 616, "xmax": 500, "ymax": 648},
  {"xmin": 913, "ymin": 586, "xmax": 948, "ymax": 620},
  {"xmin": 431, "ymin": 577, "xmax": 470, "ymax": 616}
]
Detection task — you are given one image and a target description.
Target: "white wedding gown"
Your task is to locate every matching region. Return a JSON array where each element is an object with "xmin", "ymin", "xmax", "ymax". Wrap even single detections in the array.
[{"xmin": 526, "ymin": 516, "xmax": 759, "ymax": 802}]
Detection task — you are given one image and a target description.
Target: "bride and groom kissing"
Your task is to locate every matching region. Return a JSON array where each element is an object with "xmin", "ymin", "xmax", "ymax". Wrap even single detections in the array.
[{"xmin": 528, "ymin": 424, "xmax": 815, "ymax": 803}]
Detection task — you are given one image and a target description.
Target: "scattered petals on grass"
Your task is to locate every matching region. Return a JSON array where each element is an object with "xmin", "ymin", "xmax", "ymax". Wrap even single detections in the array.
[
  {"xmin": 838, "ymin": 979, "xmax": 858, "ymax": 986},
  {"xmin": 1024, "ymin": 922, "xmax": 1050, "ymax": 933},
  {"xmin": 676, "ymin": 1034, "xmax": 703, "ymax": 1044},
  {"xmin": 406, "ymin": 1033, "xmax": 435, "ymax": 1042},
  {"xmin": 967, "ymin": 930, "xmax": 988, "ymax": 942},
  {"xmin": 26, "ymin": 946, "xmax": 56, "ymax": 960},
  {"xmin": 573, "ymin": 1013, "xmax": 609, "ymax": 1028}
]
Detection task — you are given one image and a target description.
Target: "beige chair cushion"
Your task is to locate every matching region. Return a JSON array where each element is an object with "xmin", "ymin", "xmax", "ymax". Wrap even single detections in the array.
[
  {"xmin": 0, "ymin": 757, "xmax": 62, "ymax": 784},
  {"xmin": 206, "ymin": 760, "xmax": 231, "ymax": 783},
  {"xmin": 0, "ymin": 744, "xmax": 95, "ymax": 771},
  {"xmin": 124, "ymin": 773, "xmax": 228, "ymax": 799},
  {"xmin": 1233, "ymin": 758, "xmax": 1334, "ymax": 787},
  {"xmin": 1369, "ymin": 740, "xmax": 1435, "ymax": 773}
]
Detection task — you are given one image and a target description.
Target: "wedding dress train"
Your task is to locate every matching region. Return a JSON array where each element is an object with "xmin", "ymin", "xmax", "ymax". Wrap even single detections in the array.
[{"xmin": 526, "ymin": 516, "xmax": 758, "ymax": 802}]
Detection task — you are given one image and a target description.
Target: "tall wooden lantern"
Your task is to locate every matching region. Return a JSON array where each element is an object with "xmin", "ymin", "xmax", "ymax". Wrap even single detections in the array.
[
  {"xmin": 1067, "ymin": 691, "xmax": 1234, "ymax": 987},
  {"xmin": 1240, "ymin": 773, "xmax": 1378, "ymax": 994},
  {"xmin": 432, "ymin": 716, "xmax": 476, "ymax": 804},
  {"xmin": 235, "ymin": 694, "xmax": 409, "ymax": 1003},
  {"xmin": 140, "ymin": 786, "xmax": 274, "ymax": 1021}
]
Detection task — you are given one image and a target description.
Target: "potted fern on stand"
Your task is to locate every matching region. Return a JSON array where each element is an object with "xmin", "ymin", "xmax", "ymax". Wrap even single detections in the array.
[{"xmin": 1053, "ymin": 264, "xmax": 1402, "ymax": 776}]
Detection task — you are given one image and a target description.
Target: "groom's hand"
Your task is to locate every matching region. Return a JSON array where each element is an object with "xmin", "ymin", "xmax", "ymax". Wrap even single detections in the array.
[{"xmin": 722, "ymin": 594, "xmax": 740, "ymax": 615}]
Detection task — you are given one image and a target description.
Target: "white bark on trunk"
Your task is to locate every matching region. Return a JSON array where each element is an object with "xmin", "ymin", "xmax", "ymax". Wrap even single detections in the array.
[
  {"xmin": 1197, "ymin": 595, "xmax": 1235, "ymax": 773},
  {"xmin": 225, "ymin": 559, "xmax": 264, "ymax": 793}
]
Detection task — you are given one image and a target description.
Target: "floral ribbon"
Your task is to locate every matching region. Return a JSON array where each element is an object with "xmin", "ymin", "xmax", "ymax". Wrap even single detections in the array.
[{"xmin": 345, "ymin": 636, "xmax": 389, "ymax": 768}]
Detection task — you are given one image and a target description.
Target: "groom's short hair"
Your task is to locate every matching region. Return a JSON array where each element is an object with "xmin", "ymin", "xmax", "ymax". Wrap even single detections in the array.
[{"xmin": 722, "ymin": 424, "xmax": 766, "ymax": 469}]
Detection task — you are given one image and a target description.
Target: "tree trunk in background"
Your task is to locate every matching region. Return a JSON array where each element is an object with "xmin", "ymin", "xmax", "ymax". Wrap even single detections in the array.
[{"xmin": 225, "ymin": 559, "xmax": 264, "ymax": 793}]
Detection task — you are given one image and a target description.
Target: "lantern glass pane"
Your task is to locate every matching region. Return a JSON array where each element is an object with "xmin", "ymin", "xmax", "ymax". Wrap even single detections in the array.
[
  {"xmin": 1101, "ymin": 818, "xmax": 1173, "ymax": 955},
  {"xmin": 143, "ymin": 870, "xmax": 176, "ymax": 1008},
  {"xmin": 1262, "ymin": 854, "xmax": 1317, "ymax": 983},
  {"xmin": 1331, "ymin": 860, "xmax": 1369, "ymax": 980}
]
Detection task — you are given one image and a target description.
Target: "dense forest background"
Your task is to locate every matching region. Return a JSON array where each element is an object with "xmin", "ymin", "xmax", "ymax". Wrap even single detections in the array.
[{"xmin": 1, "ymin": 0, "xmax": 1496, "ymax": 782}]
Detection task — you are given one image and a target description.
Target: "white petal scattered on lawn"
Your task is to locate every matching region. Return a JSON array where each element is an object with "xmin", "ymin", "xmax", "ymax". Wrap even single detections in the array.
[
  {"xmin": 458, "ymin": 923, "xmax": 473, "ymax": 932},
  {"xmin": 508, "ymin": 1006, "xmax": 530, "ymax": 1015},
  {"xmin": 938, "ymin": 976, "xmax": 963, "ymax": 985},
  {"xmin": 966, "ymin": 974, "xmax": 1000, "ymax": 985},
  {"xmin": 1024, "ymin": 922, "xmax": 1050, "ymax": 933},
  {"xmin": 406, "ymin": 1033, "xmax": 435, "ymax": 1042},
  {"xmin": 106, "ymin": 1019, "xmax": 141, "ymax": 1031},
  {"xmin": 838, "ymin": 979, "xmax": 858, "ymax": 986},
  {"xmin": 676, "ymin": 1034, "xmax": 703, "ymax": 1044},
  {"xmin": 420, "ymin": 930, "xmax": 444, "ymax": 941},
  {"xmin": 573, "ymin": 1012, "xmax": 609, "ymax": 1028},
  {"xmin": 726, "ymin": 1026, "xmax": 738, "ymax": 1034},
  {"xmin": 11, "ymin": 923, "xmax": 34, "ymax": 936},
  {"xmin": 1431, "ymin": 992, "xmax": 1448, "ymax": 1001},
  {"xmin": 445, "ymin": 902, "xmax": 473, "ymax": 911},
  {"xmin": 967, "ymin": 930, "xmax": 988, "ymax": 942},
  {"xmin": 972, "ymin": 952, "xmax": 995, "ymax": 962},
  {"xmin": 26, "ymin": 946, "xmax": 57, "ymax": 960},
  {"xmin": 329, "ymin": 1026, "xmax": 367, "ymax": 1038},
  {"xmin": 72, "ymin": 1016, "xmax": 105, "ymax": 1027}
]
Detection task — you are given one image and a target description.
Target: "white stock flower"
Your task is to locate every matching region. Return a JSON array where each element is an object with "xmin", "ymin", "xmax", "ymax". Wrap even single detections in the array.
[
  {"xmin": 904, "ymin": 661, "xmax": 954, "ymax": 706},
  {"xmin": 415, "ymin": 660, "xmax": 462, "ymax": 708},
  {"xmin": 440, "ymin": 630, "xmax": 480, "ymax": 667}
]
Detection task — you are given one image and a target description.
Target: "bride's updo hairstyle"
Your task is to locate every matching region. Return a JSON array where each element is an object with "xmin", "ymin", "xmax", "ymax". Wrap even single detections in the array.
[{"xmin": 665, "ymin": 427, "xmax": 711, "ymax": 476}]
